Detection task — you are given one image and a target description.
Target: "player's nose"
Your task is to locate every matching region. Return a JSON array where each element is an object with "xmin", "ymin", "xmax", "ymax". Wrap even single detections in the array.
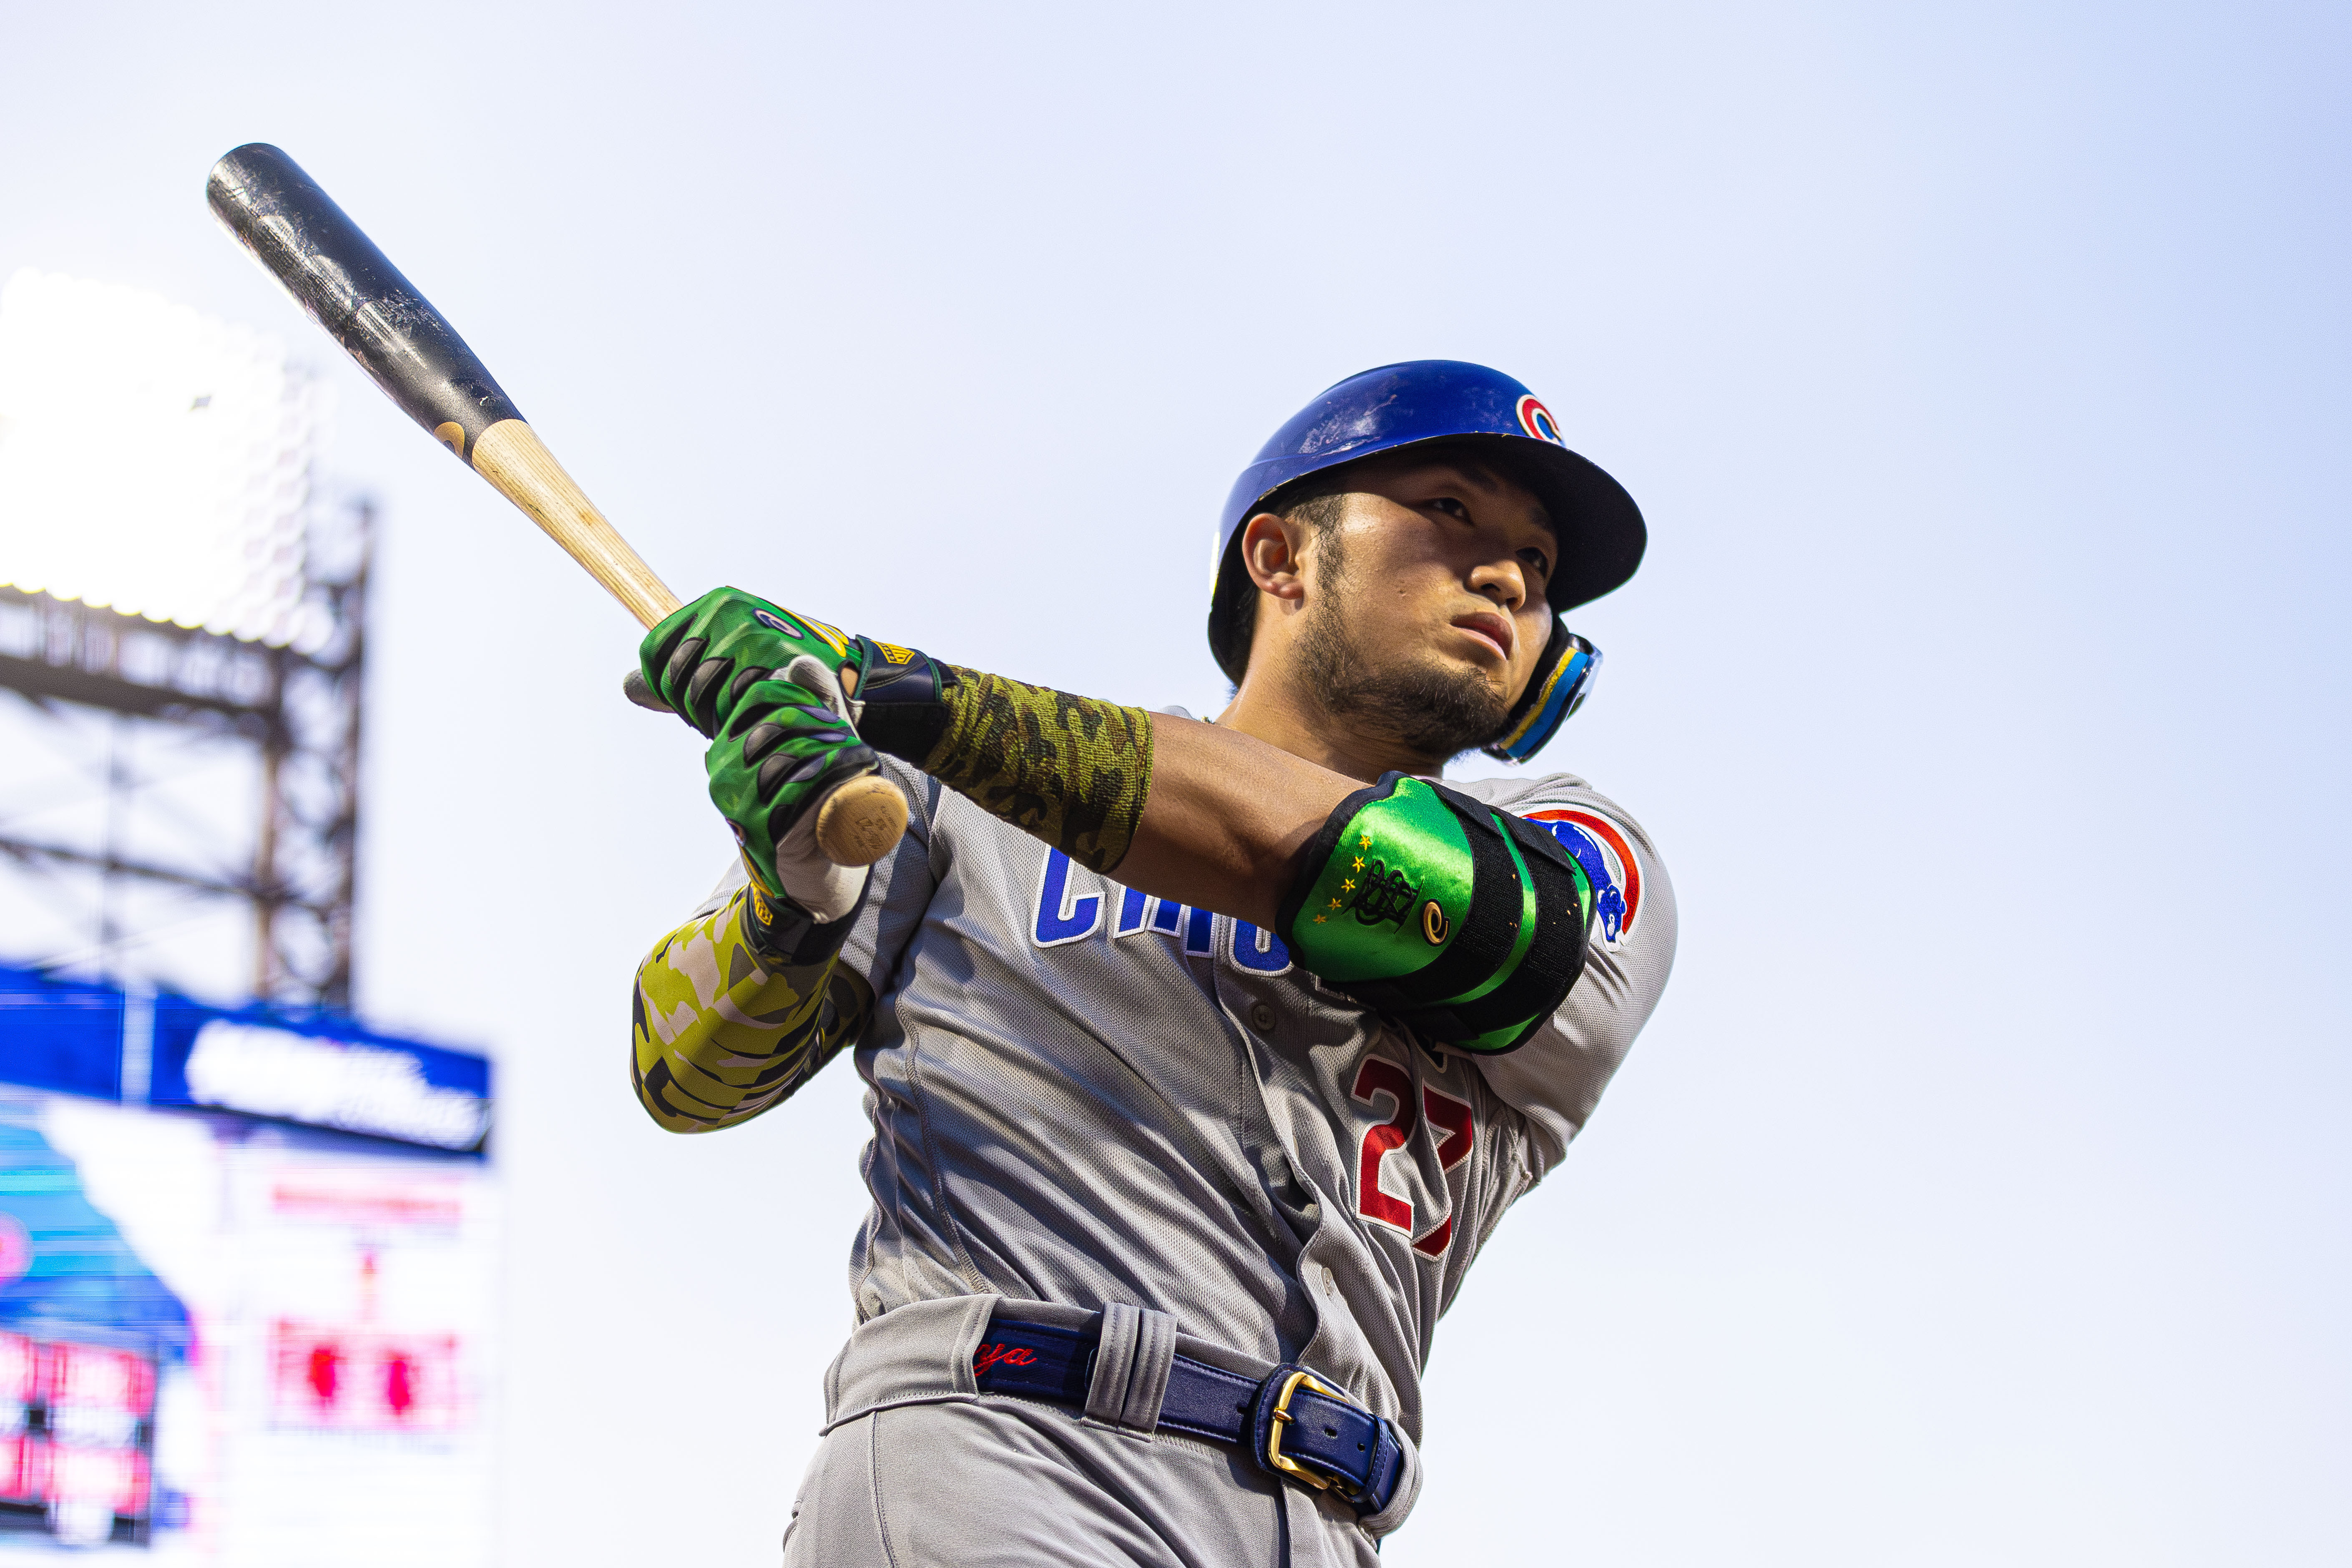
[{"xmin": 1467, "ymin": 558, "xmax": 1528, "ymax": 613}]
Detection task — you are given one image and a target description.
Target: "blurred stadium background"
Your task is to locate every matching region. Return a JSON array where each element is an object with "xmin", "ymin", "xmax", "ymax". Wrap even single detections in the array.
[{"xmin": 0, "ymin": 269, "xmax": 496, "ymax": 1562}]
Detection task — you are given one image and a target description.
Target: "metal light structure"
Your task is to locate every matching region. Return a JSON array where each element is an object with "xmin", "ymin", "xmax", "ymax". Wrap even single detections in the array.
[{"xmin": 0, "ymin": 270, "xmax": 368, "ymax": 1006}]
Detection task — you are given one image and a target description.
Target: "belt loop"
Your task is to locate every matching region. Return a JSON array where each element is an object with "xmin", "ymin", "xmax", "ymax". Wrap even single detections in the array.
[
  {"xmin": 820, "ymin": 1294, "xmax": 1004, "ymax": 1434},
  {"xmin": 1084, "ymin": 1302, "xmax": 1176, "ymax": 1433}
]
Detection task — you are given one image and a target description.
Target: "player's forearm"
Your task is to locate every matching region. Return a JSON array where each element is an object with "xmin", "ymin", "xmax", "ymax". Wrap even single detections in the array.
[
  {"xmin": 631, "ymin": 885, "xmax": 871, "ymax": 1133},
  {"xmin": 1111, "ymin": 714, "xmax": 1354, "ymax": 927}
]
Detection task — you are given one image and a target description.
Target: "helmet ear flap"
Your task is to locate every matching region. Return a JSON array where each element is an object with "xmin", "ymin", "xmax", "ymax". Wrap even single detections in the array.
[{"xmin": 1483, "ymin": 623, "xmax": 1601, "ymax": 763}]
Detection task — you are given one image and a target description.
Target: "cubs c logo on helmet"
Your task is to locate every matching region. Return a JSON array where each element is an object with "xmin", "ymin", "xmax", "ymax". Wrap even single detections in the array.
[
  {"xmin": 1524, "ymin": 807, "xmax": 1641, "ymax": 950},
  {"xmin": 1515, "ymin": 394, "xmax": 1565, "ymax": 445}
]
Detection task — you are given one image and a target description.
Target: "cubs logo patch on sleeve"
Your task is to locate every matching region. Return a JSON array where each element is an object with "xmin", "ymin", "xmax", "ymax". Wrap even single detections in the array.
[{"xmin": 1523, "ymin": 807, "xmax": 1642, "ymax": 950}]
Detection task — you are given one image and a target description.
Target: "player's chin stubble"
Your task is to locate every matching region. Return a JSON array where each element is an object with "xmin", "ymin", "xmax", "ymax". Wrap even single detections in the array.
[{"xmin": 1294, "ymin": 530, "xmax": 1508, "ymax": 760}]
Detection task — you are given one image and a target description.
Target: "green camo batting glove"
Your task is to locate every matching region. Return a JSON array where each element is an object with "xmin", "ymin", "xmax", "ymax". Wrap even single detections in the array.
[
  {"xmin": 704, "ymin": 672, "xmax": 879, "ymax": 907},
  {"xmin": 640, "ymin": 589, "xmax": 881, "ymax": 916},
  {"xmin": 638, "ymin": 587, "xmax": 867, "ymax": 739}
]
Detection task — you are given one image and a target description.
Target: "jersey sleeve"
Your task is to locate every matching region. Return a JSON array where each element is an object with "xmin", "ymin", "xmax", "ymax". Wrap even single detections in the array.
[{"xmin": 1454, "ymin": 773, "xmax": 1678, "ymax": 1178}]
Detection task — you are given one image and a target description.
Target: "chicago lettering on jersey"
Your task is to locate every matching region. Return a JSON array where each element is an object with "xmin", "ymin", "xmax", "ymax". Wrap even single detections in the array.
[{"xmin": 1031, "ymin": 849, "xmax": 1289, "ymax": 973}]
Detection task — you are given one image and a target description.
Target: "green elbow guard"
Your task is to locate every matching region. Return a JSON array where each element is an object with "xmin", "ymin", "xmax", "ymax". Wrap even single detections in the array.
[{"xmin": 1278, "ymin": 773, "xmax": 1596, "ymax": 1054}]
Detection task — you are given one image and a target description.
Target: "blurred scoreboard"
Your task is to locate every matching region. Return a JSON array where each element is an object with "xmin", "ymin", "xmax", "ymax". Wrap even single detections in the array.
[{"xmin": 0, "ymin": 967, "xmax": 496, "ymax": 1563}]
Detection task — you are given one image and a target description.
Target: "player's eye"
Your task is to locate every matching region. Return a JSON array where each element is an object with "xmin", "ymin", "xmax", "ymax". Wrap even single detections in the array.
[
  {"xmin": 1519, "ymin": 547, "xmax": 1552, "ymax": 580},
  {"xmin": 1427, "ymin": 496, "xmax": 1471, "ymax": 521}
]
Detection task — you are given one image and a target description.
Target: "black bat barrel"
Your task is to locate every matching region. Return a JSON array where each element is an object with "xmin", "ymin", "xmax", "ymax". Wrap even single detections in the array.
[{"xmin": 206, "ymin": 143, "xmax": 521, "ymax": 461}]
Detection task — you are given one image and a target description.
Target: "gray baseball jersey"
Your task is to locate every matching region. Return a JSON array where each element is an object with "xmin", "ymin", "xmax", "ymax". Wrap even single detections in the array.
[{"xmin": 702, "ymin": 746, "xmax": 1676, "ymax": 1558}]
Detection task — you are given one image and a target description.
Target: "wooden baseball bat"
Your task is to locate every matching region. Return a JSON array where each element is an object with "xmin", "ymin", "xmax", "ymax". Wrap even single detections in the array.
[{"xmin": 204, "ymin": 143, "xmax": 907, "ymax": 868}]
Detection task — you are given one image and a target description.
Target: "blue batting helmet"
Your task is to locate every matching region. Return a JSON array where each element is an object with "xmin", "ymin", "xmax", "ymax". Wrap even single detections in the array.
[{"xmin": 1208, "ymin": 360, "xmax": 1645, "ymax": 761}]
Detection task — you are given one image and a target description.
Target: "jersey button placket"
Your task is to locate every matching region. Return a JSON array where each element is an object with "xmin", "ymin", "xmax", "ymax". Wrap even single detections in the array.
[{"xmin": 1247, "ymin": 1000, "xmax": 1276, "ymax": 1034}]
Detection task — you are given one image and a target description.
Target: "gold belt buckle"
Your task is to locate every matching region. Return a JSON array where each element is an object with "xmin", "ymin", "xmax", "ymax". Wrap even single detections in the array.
[{"xmin": 1264, "ymin": 1369, "xmax": 1352, "ymax": 1495}]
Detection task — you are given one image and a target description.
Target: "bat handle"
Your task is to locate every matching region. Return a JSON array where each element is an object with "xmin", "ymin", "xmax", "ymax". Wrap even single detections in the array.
[
  {"xmin": 467, "ymin": 419, "xmax": 906, "ymax": 868},
  {"xmin": 470, "ymin": 420, "xmax": 681, "ymax": 628}
]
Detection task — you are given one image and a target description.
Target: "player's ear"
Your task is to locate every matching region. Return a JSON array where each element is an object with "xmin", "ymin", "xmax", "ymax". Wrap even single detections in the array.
[{"xmin": 1240, "ymin": 513, "xmax": 1309, "ymax": 605}]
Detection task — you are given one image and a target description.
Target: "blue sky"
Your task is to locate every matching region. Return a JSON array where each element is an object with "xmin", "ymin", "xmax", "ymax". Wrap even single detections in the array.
[{"xmin": 2, "ymin": 3, "xmax": 2347, "ymax": 1562}]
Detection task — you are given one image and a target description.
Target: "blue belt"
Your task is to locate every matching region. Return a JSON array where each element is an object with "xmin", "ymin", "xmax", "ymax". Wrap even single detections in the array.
[{"xmin": 972, "ymin": 1312, "xmax": 1407, "ymax": 1516}]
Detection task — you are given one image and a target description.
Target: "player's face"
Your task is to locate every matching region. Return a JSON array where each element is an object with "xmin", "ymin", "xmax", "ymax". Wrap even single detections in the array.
[{"xmin": 1289, "ymin": 457, "xmax": 1556, "ymax": 757}]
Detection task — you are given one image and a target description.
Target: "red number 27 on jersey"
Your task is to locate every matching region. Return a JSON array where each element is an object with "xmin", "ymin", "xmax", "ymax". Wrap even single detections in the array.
[{"xmin": 1351, "ymin": 1058, "xmax": 1474, "ymax": 1259}]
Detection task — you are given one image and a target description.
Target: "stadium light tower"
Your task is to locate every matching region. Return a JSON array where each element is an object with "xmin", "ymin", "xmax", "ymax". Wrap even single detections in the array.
[{"xmin": 0, "ymin": 269, "xmax": 370, "ymax": 1008}]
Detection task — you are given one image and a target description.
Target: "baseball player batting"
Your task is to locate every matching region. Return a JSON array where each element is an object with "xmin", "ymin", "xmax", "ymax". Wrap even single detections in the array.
[{"xmin": 630, "ymin": 361, "xmax": 1676, "ymax": 1563}]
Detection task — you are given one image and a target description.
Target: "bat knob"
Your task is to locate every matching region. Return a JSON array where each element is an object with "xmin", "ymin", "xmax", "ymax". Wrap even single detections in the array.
[
  {"xmin": 627, "ymin": 668, "xmax": 905, "ymax": 866},
  {"xmin": 816, "ymin": 775, "xmax": 909, "ymax": 867}
]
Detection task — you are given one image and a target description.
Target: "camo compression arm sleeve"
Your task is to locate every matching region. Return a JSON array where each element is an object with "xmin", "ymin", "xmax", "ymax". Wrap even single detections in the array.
[
  {"xmin": 631, "ymin": 878, "xmax": 874, "ymax": 1133},
  {"xmin": 1279, "ymin": 772, "xmax": 1598, "ymax": 1054},
  {"xmin": 854, "ymin": 641, "xmax": 1154, "ymax": 875}
]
